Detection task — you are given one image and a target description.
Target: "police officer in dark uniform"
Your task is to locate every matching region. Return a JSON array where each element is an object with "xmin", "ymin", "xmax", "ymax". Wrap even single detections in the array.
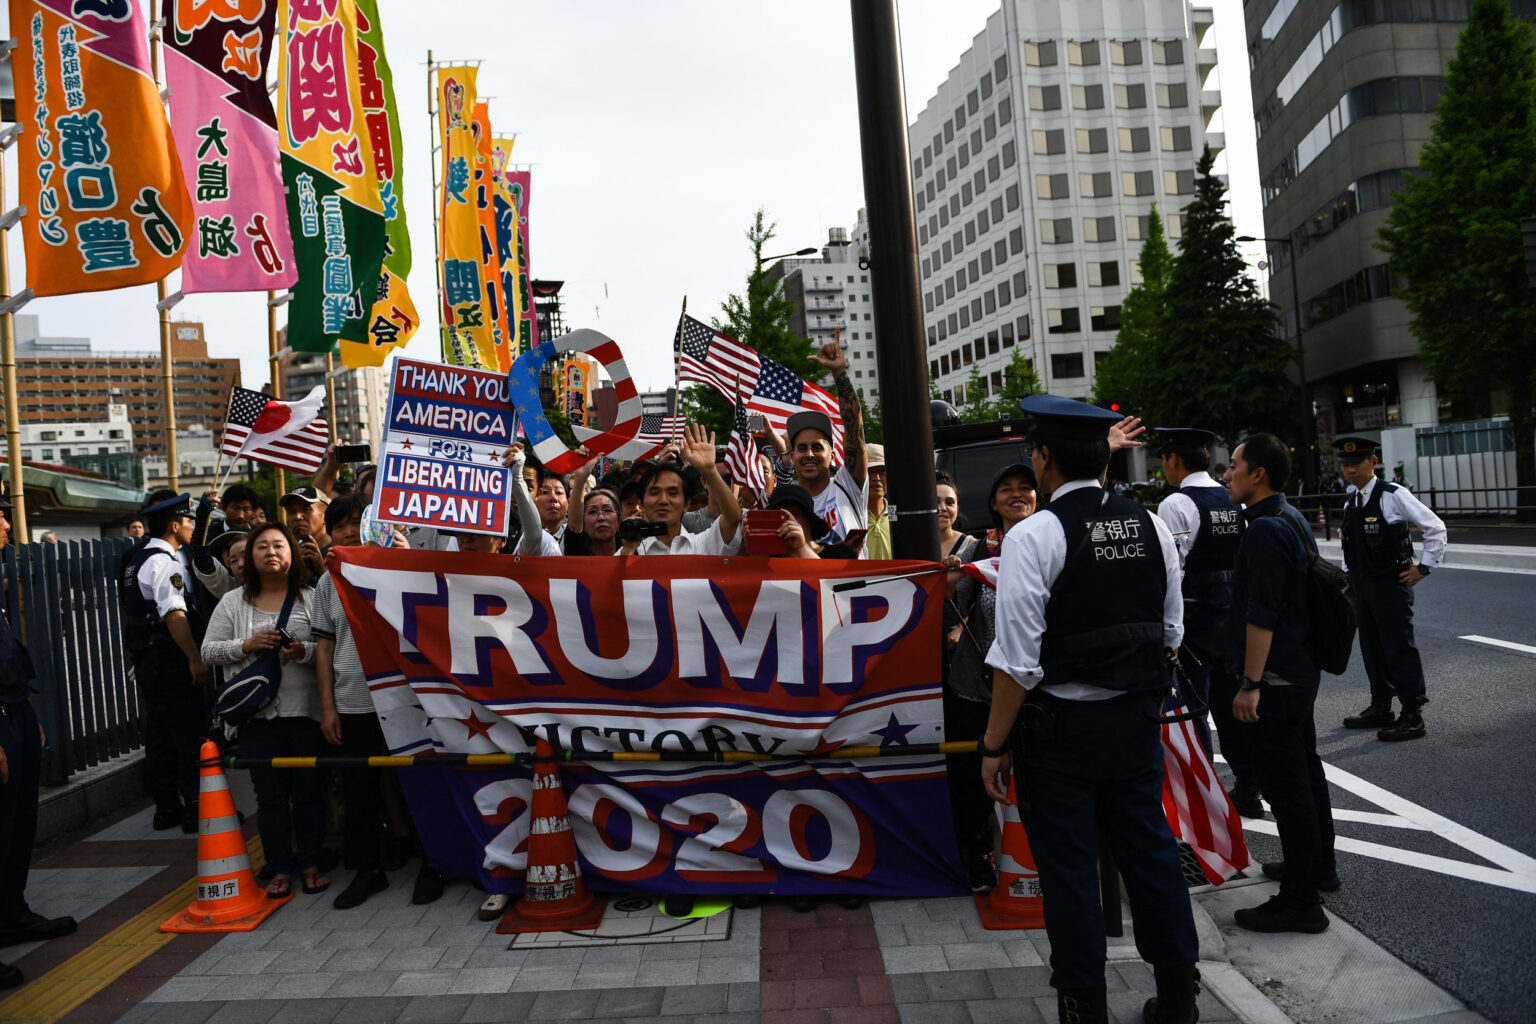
[
  {"xmin": 1153, "ymin": 428, "xmax": 1261, "ymax": 818},
  {"xmin": 981, "ymin": 396, "xmax": 1199, "ymax": 1024},
  {"xmin": 122, "ymin": 491, "xmax": 211, "ymax": 832},
  {"xmin": 0, "ymin": 494, "xmax": 77, "ymax": 989},
  {"xmin": 1334, "ymin": 436, "xmax": 1446, "ymax": 741}
]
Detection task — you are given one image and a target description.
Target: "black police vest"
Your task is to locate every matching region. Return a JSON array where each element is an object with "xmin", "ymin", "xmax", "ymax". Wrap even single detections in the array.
[
  {"xmin": 1039, "ymin": 487, "xmax": 1169, "ymax": 693},
  {"xmin": 120, "ymin": 545, "xmax": 204, "ymax": 653},
  {"xmin": 1341, "ymin": 482, "xmax": 1412, "ymax": 577},
  {"xmin": 1178, "ymin": 484, "xmax": 1245, "ymax": 610}
]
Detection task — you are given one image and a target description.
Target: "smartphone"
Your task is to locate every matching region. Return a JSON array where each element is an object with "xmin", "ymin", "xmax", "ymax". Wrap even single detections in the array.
[
  {"xmin": 748, "ymin": 414, "xmax": 768, "ymax": 433},
  {"xmin": 843, "ymin": 528, "xmax": 869, "ymax": 548},
  {"xmin": 335, "ymin": 443, "xmax": 372, "ymax": 463},
  {"xmin": 276, "ymin": 628, "xmax": 295, "ymax": 646},
  {"xmin": 744, "ymin": 509, "xmax": 786, "ymax": 555}
]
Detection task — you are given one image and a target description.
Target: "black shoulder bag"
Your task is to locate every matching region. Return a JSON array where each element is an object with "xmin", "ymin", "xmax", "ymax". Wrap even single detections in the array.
[{"xmin": 214, "ymin": 591, "xmax": 298, "ymax": 726}]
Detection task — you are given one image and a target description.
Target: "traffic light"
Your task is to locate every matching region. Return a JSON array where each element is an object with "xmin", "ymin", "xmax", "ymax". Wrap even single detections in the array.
[{"xmin": 1096, "ymin": 398, "xmax": 1121, "ymax": 414}]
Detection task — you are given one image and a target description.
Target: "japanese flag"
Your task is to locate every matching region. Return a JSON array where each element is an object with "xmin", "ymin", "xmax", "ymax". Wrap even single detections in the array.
[{"xmin": 235, "ymin": 385, "xmax": 329, "ymax": 461}]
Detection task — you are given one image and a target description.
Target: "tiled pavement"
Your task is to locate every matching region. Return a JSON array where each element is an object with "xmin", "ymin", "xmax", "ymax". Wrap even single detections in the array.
[{"xmin": 2, "ymin": 785, "xmax": 1274, "ymax": 1024}]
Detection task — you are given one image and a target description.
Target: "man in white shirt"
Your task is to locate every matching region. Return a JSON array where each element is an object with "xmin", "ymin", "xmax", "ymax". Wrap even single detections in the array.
[
  {"xmin": 1333, "ymin": 435, "xmax": 1447, "ymax": 742},
  {"xmin": 784, "ymin": 342, "xmax": 868, "ymax": 552},
  {"xmin": 619, "ymin": 424, "xmax": 742, "ymax": 556}
]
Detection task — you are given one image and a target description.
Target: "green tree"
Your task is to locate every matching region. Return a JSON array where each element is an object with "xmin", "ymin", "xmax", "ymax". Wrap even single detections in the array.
[
  {"xmin": 682, "ymin": 209, "xmax": 816, "ymax": 435},
  {"xmin": 1377, "ymin": 0, "xmax": 1536, "ymax": 493},
  {"xmin": 1160, "ymin": 146, "xmax": 1294, "ymax": 448},
  {"xmin": 857, "ymin": 388, "xmax": 884, "ymax": 444},
  {"xmin": 1093, "ymin": 203, "xmax": 1175, "ymax": 416},
  {"xmin": 960, "ymin": 348, "xmax": 1043, "ymax": 422}
]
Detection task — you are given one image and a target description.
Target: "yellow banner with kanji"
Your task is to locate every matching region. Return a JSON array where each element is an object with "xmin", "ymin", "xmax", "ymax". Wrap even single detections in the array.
[
  {"xmin": 491, "ymin": 135, "xmax": 528, "ymax": 357},
  {"xmin": 437, "ymin": 66, "xmax": 494, "ymax": 369},
  {"xmin": 10, "ymin": 0, "xmax": 191, "ymax": 296},
  {"xmin": 471, "ymin": 102, "xmax": 510, "ymax": 372}
]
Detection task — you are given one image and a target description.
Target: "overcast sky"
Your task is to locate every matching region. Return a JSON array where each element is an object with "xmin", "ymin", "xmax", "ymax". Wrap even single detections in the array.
[{"xmin": 1, "ymin": 0, "xmax": 1263, "ymax": 399}]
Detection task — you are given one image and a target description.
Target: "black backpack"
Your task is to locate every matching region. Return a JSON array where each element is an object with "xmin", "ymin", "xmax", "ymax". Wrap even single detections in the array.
[{"xmin": 1270, "ymin": 511, "xmax": 1356, "ymax": 675}]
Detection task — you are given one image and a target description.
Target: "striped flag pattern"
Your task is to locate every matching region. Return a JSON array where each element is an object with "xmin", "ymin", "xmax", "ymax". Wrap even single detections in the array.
[
  {"xmin": 725, "ymin": 380, "xmax": 769, "ymax": 505},
  {"xmin": 219, "ymin": 386, "xmax": 331, "ymax": 474},
  {"xmin": 1160, "ymin": 709, "xmax": 1250, "ymax": 884},
  {"xmin": 962, "ymin": 557, "xmax": 1002, "ymax": 589},
  {"xmin": 674, "ymin": 314, "xmax": 845, "ymax": 458}
]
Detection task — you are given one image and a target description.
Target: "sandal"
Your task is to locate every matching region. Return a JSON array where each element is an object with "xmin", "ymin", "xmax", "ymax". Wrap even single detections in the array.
[
  {"xmin": 478, "ymin": 893, "xmax": 511, "ymax": 921},
  {"xmin": 301, "ymin": 870, "xmax": 330, "ymax": 895},
  {"xmin": 265, "ymin": 875, "xmax": 293, "ymax": 898}
]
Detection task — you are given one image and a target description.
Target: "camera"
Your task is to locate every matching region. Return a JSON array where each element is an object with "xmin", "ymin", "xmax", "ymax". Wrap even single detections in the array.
[{"xmin": 618, "ymin": 518, "xmax": 669, "ymax": 543}]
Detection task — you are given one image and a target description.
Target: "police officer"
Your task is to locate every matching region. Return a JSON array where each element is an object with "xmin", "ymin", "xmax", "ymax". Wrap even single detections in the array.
[
  {"xmin": 1154, "ymin": 428, "xmax": 1262, "ymax": 818},
  {"xmin": 0, "ymin": 494, "xmax": 77, "ymax": 989},
  {"xmin": 981, "ymin": 395, "xmax": 1199, "ymax": 1024},
  {"xmin": 1334, "ymin": 436, "xmax": 1446, "ymax": 742},
  {"xmin": 122, "ymin": 491, "xmax": 211, "ymax": 832}
]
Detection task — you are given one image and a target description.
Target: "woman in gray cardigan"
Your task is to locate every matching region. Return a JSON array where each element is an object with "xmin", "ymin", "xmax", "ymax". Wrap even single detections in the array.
[{"xmin": 201, "ymin": 522, "xmax": 327, "ymax": 898}]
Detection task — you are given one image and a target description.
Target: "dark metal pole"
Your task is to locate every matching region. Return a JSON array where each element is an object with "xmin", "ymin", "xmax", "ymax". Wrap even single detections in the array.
[
  {"xmin": 1285, "ymin": 240, "xmax": 1316, "ymax": 493},
  {"xmin": 849, "ymin": 0, "xmax": 940, "ymax": 562}
]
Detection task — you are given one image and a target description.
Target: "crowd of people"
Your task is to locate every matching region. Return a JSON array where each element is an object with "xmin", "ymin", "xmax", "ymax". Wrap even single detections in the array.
[{"xmin": 0, "ymin": 373, "xmax": 1449, "ymax": 1021}]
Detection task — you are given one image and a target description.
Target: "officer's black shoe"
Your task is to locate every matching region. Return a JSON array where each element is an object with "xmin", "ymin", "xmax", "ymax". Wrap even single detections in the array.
[
  {"xmin": 965, "ymin": 849, "xmax": 998, "ymax": 892},
  {"xmin": 1378, "ymin": 708, "xmax": 1426, "ymax": 742},
  {"xmin": 151, "ymin": 792, "xmax": 182, "ymax": 831},
  {"xmin": 0, "ymin": 961, "xmax": 21, "ymax": 991},
  {"xmin": 1057, "ymin": 983, "xmax": 1109, "ymax": 1024},
  {"xmin": 1233, "ymin": 893, "xmax": 1329, "ymax": 934},
  {"xmin": 1260, "ymin": 860, "xmax": 1340, "ymax": 892},
  {"xmin": 1342, "ymin": 702, "xmax": 1394, "ymax": 729},
  {"xmin": 333, "ymin": 870, "xmax": 388, "ymax": 910},
  {"xmin": 411, "ymin": 864, "xmax": 444, "ymax": 906},
  {"xmin": 1229, "ymin": 777, "xmax": 1264, "ymax": 820},
  {"xmin": 0, "ymin": 910, "xmax": 78, "ymax": 947},
  {"xmin": 1143, "ymin": 964, "xmax": 1200, "ymax": 1024},
  {"xmin": 180, "ymin": 799, "xmax": 199, "ymax": 835}
]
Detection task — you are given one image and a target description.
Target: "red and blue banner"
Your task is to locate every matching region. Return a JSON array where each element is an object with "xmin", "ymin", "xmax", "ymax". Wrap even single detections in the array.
[{"xmin": 329, "ymin": 549, "xmax": 966, "ymax": 897}]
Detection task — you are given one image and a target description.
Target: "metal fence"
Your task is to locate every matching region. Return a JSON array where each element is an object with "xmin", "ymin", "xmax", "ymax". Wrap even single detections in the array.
[
  {"xmin": 1295, "ymin": 486, "xmax": 1535, "ymax": 540},
  {"xmin": 2, "ymin": 537, "xmax": 142, "ymax": 786}
]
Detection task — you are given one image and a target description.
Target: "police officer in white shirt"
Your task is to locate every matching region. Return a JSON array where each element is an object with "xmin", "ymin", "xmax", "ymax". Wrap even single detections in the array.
[
  {"xmin": 980, "ymin": 395, "xmax": 1198, "ymax": 1024},
  {"xmin": 619, "ymin": 424, "xmax": 742, "ymax": 556},
  {"xmin": 1334, "ymin": 435, "xmax": 1447, "ymax": 741}
]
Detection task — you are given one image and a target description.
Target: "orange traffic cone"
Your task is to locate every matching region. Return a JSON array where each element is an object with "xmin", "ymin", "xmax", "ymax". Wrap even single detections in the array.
[
  {"xmin": 162, "ymin": 740, "xmax": 288, "ymax": 933},
  {"xmin": 497, "ymin": 740, "xmax": 607, "ymax": 933},
  {"xmin": 973, "ymin": 774, "xmax": 1047, "ymax": 929}
]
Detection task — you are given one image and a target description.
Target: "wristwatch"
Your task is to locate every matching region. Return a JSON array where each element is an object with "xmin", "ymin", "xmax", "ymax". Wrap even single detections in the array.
[
  {"xmin": 977, "ymin": 736, "xmax": 1009, "ymax": 758},
  {"xmin": 1416, "ymin": 564, "xmax": 1432, "ymax": 576},
  {"xmin": 1239, "ymin": 675, "xmax": 1263, "ymax": 691}
]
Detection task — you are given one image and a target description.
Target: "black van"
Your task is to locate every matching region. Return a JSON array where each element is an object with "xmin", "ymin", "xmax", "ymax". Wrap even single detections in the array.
[{"xmin": 932, "ymin": 418, "xmax": 1032, "ymax": 537}]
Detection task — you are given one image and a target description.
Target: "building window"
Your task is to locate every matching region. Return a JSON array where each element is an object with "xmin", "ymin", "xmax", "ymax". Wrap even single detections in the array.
[
  {"xmin": 1045, "ymin": 263, "xmax": 1077, "ymax": 288},
  {"xmin": 1160, "ymin": 125, "xmax": 1193, "ymax": 151},
  {"xmin": 1115, "ymin": 83, "xmax": 1147, "ymax": 109},
  {"xmin": 1002, "ymin": 140, "xmax": 1017, "ymax": 167},
  {"xmin": 1166, "ymin": 213, "xmax": 1183, "ymax": 238},
  {"xmin": 995, "ymin": 54, "xmax": 1009, "ymax": 80},
  {"xmin": 1080, "ymin": 171, "xmax": 1112, "ymax": 198},
  {"xmin": 1123, "ymin": 169, "xmax": 1154, "ymax": 196},
  {"xmin": 1036, "ymin": 173, "xmax": 1070, "ymax": 199},
  {"xmin": 981, "ymin": 72, "xmax": 993, "ymax": 99},
  {"xmin": 1091, "ymin": 305, "xmax": 1123, "ymax": 331},
  {"xmin": 967, "ymin": 89, "xmax": 980, "ymax": 114},
  {"xmin": 998, "ymin": 280, "xmax": 1012, "ymax": 305},
  {"xmin": 1040, "ymin": 218, "xmax": 1073, "ymax": 244},
  {"xmin": 1156, "ymin": 82, "xmax": 1189, "ymax": 108},
  {"xmin": 1164, "ymin": 169, "xmax": 1195, "ymax": 194},
  {"xmin": 1029, "ymin": 84, "xmax": 1061, "ymax": 111},
  {"xmin": 1047, "ymin": 310, "xmax": 1082, "ymax": 336},
  {"xmin": 1073, "ymin": 83, "xmax": 1105, "ymax": 110},
  {"xmin": 1005, "ymin": 185, "xmax": 1021, "ymax": 212},
  {"xmin": 1026, "ymin": 41, "xmax": 1057, "ymax": 66},
  {"xmin": 998, "ymin": 95, "xmax": 1012, "ymax": 123},
  {"xmin": 1031, "ymin": 130, "xmax": 1063, "ymax": 156},
  {"xmin": 1152, "ymin": 39, "xmax": 1184, "ymax": 65},
  {"xmin": 1012, "ymin": 270, "xmax": 1028, "ymax": 296},
  {"xmin": 1076, "ymin": 127, "xmax": 1108, "ymax": 154},
  {"xmin": 1111, "ymin": 40, "xmax": 1142, "ymax": 65},
  {"xmin": 1051, "ymin": 351, "xmax": 1086, "ymax": 376},
  {"xmin": 1068, "ymin": 40, "xmax": 1100, "ymax": 66},
  {"xmin": 1083, "ymin": 216, "xmax": 1116, "ymax": 242},
  {"xmin": 1088, "ymin": 261, "xmax": 1120, "ymax": 287},
  {"xmin": 1118, "ymin": 126, "xmax": 1150, "ymax": 152},
  {"xmin": 1016, "ymin": 315, "xmax": 1032, "ymax": 341},
  {"xmin": 1126, "ymin": 214, "xmax": 1152, "ymax": 240}
]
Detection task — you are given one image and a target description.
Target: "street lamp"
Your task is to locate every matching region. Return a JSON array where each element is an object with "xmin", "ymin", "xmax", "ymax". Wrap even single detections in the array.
[
  {"xmin": 759, "ymin": 247, "xmax": 819, "ymax": 265},
  {"xmin": 1237, "ymin": 233, "xmax": 1316, "ymax": 493}
]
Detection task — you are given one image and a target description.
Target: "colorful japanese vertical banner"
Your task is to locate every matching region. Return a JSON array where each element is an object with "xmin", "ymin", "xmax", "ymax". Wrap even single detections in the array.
[
  {"xmin": 276, "ymin": 0, "xmax": 387, "ymax": 354},
  {"xmin": 436, "ymin": 65, "xmax": 494, "ymax": 369},
  {"xmin": 164, "ymin": 0, "xmax": 297, "ymax": 294},
  {"xmin": 346, "ymin": 0, "xmax": 418, "ymax": 369},
  {"xmin": 10, "ymin": 0, "xmax": 191, "ymax": 296},
  {"xmin": 506, "ymin": 168, "xmax": 539, "ymax": 351},
  {"xmin": 471, "ymin": 103, "xmax": 509, "ymax": 371},
  {"xmin": 490, "ymin": 136, "xmax": 525, "ymax": 357}
]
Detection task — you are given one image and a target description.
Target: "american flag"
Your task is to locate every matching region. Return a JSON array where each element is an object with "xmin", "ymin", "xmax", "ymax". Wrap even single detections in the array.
[
  {"xmin": 674, "ymin": 314, "xmax": 844, "ymax": 457},
  {"xmin": 219, "ymin": 386, "xmax": 331, "ymax": 474},
  {"xmin": 630, "ymin": 391, "xmax": 685, "ymax": 459},
  {"xmin": 962, "ymin": 557, "xmax": 1002, "ymax": 589},
  {"xmin": 1161, "ymin": 709, "xmax": 1250, "ymax": 884},
  {"xmin": 725, "ymin": 380, "xmax": 769, "ymax": 505}
]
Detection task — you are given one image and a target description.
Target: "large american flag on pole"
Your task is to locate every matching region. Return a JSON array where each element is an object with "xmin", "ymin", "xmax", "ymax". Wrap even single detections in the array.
[
  {"xmin": 725, "ymin": 379, "xmax": 769, "ymax": 506},
  {"xmin": 675, "ymin": 315, "xmax": 844, "ymax": 458},
  {"xmin": 219, "ymin": 386, "xmax": 331, "ymax": 474}
]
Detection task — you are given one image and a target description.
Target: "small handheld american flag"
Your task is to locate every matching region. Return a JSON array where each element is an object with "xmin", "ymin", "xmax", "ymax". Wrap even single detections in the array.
[{"xmin": 220, "ymin": 386, "xmax": 331, "ymax": 474}]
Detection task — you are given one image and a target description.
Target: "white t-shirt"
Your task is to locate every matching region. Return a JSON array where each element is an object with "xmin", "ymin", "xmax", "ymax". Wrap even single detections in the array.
[
  {"xmin": 809, "ymin": 465, "xmax": 868, "ymax": 548},
  {"xmin": 630, "ymin": 517, "xmax": 742, "ymax": 556}
]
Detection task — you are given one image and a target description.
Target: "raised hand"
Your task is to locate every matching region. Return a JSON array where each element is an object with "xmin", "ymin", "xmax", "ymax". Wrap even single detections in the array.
[
  {"xmin": 808, "ymin": 340, "xmax": 847, "ymax": 377},
  {"xmin": 1108, "ymin": 415, "xmax": 1145, "ymax": 452},
  {"xmin": 680, "ymin": 423, "xmax": 717, "ymax": 472}
]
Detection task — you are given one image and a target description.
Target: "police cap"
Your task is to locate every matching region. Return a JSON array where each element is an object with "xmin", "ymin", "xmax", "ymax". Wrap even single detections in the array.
[
  {"xmin": 1153, "ymin": 427, "xmax": 1216, "ymax": 455},
  {"xmin": 141, "ymin": 492, "xmax": 193, "ymax": 518},
  {"xmin": 1018, "ymin": 394, "xmax": 1123, "ymax": 441},
  {"xmin": 1332, "ymin": 434, "xmax": 1379, "ymax": 463}
]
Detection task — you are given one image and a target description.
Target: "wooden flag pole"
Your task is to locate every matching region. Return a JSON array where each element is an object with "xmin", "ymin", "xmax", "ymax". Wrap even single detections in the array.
[
  {"xmin": 0, "ymin": 112, "xmax": 30, "ymax": 542},
  {"xmin": 266, "ymin": 290, "xmax": 287, "ymax": 503},
  {"xmin": 324, "ymin": 351, "xmax": 339, "ymax": 446},
  {"xmin": 148, "ymin": 1, "xmax": 180, "ymax": 493},
  {"xmin": 427, "ymin": 49, "xmax": 445, "ymax": 361}
]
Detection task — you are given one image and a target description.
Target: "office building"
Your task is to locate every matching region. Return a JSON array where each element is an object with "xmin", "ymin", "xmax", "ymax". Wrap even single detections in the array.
[
  {"xmin": 1247, "ymin": 0, "xmax": 1487, "ymax": 436},
  {"xmin": 911, "ymin": 1, "xmax": 1220, "ymax": 406},
  {"xmin": 279, "ymin": 347, "xmax": 388, "ymax": 454},
  {"xmin": 3, "ymin": 317, "xmax": 240, "ymax": 459},
  {"xmin": 774, "ymin": 212, "xmax": 884, "ymax": 402}
]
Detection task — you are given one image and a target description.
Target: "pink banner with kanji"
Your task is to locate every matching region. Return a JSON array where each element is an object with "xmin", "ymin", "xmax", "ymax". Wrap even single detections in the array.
[{"xmin": 165, "ymin": 0, "xmax": 297, "ymax": 294}]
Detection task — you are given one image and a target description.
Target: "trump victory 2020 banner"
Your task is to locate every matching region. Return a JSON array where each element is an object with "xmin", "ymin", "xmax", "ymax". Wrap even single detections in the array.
[
  {"xmin": 165, "ymin": 0, "xmax": 298, "ymax": 294},
  {"xmin": 277, "ymin": 0, "xmax": 387, "ymax": 353},
  {"xmin": 436, "ymin": 66, "xmax": 494, "ymax": 369},
  {"xmin": 328, "ymin": 549, "xmax": 967, "ymax": 897},
  {"xmin": 12, "ymin": 0, "xmax": 192, "ymax": 296},
  {"xmin": 346, "ymin": 0, "xmax": 418, "ymax": 368}
]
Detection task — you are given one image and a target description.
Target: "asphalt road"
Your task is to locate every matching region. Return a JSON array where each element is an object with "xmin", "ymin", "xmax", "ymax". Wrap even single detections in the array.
[{"xmin": 1231, "ymin": 562, "xmax": 1536, "ymax": 1024}]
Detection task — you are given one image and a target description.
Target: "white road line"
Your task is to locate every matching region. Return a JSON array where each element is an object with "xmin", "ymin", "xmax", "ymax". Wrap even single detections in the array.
[
  {"xmin": 1459, "ymin": 634, "xmax": 1536, "ymax": 655},
  {"xmin": 1328, "ymin": 809, "xmax": 1428, "ymax": 830}
]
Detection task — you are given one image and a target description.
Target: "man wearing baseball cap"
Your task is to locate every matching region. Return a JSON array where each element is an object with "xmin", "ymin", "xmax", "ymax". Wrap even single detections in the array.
[
  {"xmin": 280, "ymin": 485, "xmax": 331, "ymax": 557},
  {"xmin": 782, "ymin": 341, "xmax": 869, "ymax": 553}
]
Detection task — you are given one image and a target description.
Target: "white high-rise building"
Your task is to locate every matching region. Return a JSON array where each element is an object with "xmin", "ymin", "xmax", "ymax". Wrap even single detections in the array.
[
  {"xmin": 775, "ymin": 211, "xmax": 883, "ymax": 403},
  {"xmin": 911, "ymin": 1, "xmax": 1220, "ymax": 407}
]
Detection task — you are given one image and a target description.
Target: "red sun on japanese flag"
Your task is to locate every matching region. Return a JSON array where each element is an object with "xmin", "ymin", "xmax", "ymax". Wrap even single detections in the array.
[{"xmin": 252, "ymin": 401, "xmax": 292, "ymax": 434}]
